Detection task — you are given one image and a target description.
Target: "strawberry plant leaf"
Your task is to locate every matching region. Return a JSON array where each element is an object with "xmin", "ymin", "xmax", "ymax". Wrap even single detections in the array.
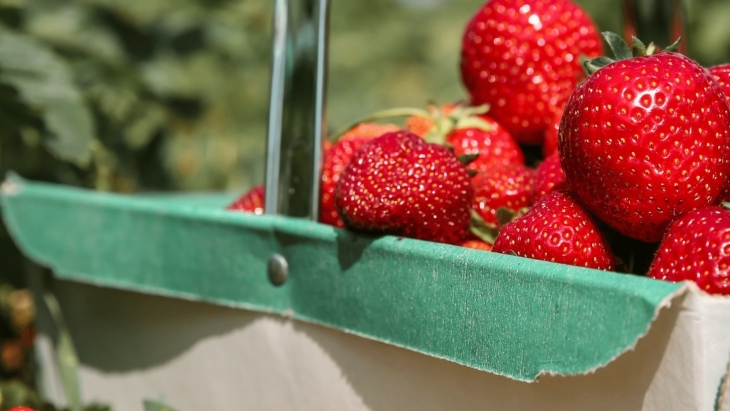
[
  {"xmin": 82, "ymin": 404, "xmax": 114, "ymax": 411},
  {"xmin": 43, "ymin": 291, "xmax": 83, "ymax": 411},
  {"xmin": 144, "ymin": 400, "xmax": 179, "ymax": 411},
  {"xmin": 0, "ymin": 26, "xmax": 95, "ymax": 166}
]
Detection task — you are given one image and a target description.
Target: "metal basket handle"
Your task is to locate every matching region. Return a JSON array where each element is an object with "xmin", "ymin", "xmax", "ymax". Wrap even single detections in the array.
[{"xmin": 265, "ymin": 0, "xmax": 330, "ymax": 219}]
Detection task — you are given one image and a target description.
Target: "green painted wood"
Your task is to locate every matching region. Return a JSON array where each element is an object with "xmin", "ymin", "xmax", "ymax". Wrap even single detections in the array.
[{"xmin": 0, "ymin": 176, "xmax": 683, "ymax": 381}]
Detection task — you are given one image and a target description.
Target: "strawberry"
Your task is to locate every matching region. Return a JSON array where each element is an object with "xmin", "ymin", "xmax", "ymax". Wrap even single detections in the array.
[
  {"xmin": 532, "ymin": 152, "xmax": 566, "ymax": 202},
  {"xmin": 542, "ymin": 105, "xmax": 563, "ymax": 158},
  {"xmin": 471, "ymin": 164, "xmax": 535, "ymax": 226},
  {"xmin": 404, "ymin": 104, "xmax": 525, "ymax": 170},
  {"xmin": 710, "ymin": 63, "xmax": 730, "ymax": 212},
  {"xmin": 320, "ymin": 123, "xmax": 400, "ymax": 227},
  {"xmin": 560, "ymin": 34, "xmax": 730, "ymax": 243},
  {"xmin": 648, "ymin": 206, "xmax": 730, "ymax": 295},
  {"xmin": 227, "ymin": 185, "xmax": 264, "ymax": 214},
  {"xmin": 709, "ymin": 64, "xmax": 730, "ymax": 107},
  {"xmin": 458, "ymin": 238, "xmax": 493, "ymax": 251},
  {"xmin": 335, "ymin": 131, "xmax": 473, "ymax": 244},
  {"xmin": 8, "ymin": 408, "xmax": 36, "ymax": 411},
  {"xmin": 460, "ymin": 0, "xmax": 603, "ymax": 144},
  {"xmin": 404, "ymin": 104, "xmax": 458, "ymax": 137},
  {"xmin": 492, "ymin": 190, "xmax": 615, "ymax": 270},
  {"xmin": 713, "ymin": 65, "xmax": 730, "ymax": 202},
  {"xmin": 446, "ymin": 116, "xmax": 525, "ymax": 171},
  {"xmin": 338, "ymin": 122, "xmax": 401, "ymax": 143}
]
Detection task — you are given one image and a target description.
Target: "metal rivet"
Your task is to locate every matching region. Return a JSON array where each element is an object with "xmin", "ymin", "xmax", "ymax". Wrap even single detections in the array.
[{"xmin": 268, "ymin": 254, "xmax": 288, "ymax": 286}]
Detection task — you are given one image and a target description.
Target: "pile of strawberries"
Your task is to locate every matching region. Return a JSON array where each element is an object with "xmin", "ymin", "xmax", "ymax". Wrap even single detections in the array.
[{"xmin": 229, "ymin": 0, "xmax": 730, "ymax": 296}]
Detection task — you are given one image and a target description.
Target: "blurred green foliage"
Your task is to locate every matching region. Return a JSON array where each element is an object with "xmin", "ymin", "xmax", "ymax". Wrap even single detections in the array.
[
  {"xmin": 0, "ymin": 0, "xmax": 275, "ymax": 193},
  {"xmin": 0, "ymin": 0, "xmax": 727, "ymax": 195},
  {"xmin": 0, "ymin": 0, "xmax": 726, "ymax": 320}
]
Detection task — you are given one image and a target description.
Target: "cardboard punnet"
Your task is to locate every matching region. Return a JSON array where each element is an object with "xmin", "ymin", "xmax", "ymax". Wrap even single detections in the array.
[{"xmin": 2, "ymin": 176, "xmax": 730, "ymax": 410}]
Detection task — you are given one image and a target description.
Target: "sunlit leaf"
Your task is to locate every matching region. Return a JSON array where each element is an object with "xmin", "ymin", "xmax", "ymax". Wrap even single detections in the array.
[
  {"xmin": 0, "ymin": 25, "xmax": 95, "ymax": 166},
  {"xmin": 144, "ymin": 400, "xmax": 179, "ymax": 411}
]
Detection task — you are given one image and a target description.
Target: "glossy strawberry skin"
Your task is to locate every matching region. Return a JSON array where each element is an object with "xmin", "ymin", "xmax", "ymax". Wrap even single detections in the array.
[
  {"xmin": 335, "ymin": 131, "xmax": 473, "ymax": 244},
  {"xmin": 648, "ymin": 206, "xmax": 730, "ymax": 295},
  {"xmin": 460, "ymin": 0, "xmax": 602, "ymax": 144},
  {"xmin": 471, "ymin": 164, "xmax": 535, "ymax": 226},
  {"xmin": 447, "ymin": 115, "xmax": 525, "ymax": 171},
  {"xmin": 493, "ymin": 190, "xmax": 615, "ymax": 270},
  {"xmin": 532, "ymin": 152, "xmax": 566, "ymax": 203},
  {"xmin": 227, "ymin": 185, "xmax": 264, "ymax": 214},
  {"xmin": 406, "ymin": 107, "xmax": 524, "ymax": 169},
  {"xmin": 560, "ymin": 52, "xmax": 730, "ymax": 243},
  {"xmin": 543, "ymin": 106, "xmax": 563, "ymax": 158},
  {"xmin": 320, "ymin": 123, "xmax": 400, "ymax": 227},
  {"xmin": 714, "ymin": 65, "xmax": 730, "ymax": 201},
  {"xmin": 709, "ymin": 64, "xmax": 730, "ymax": 107}
]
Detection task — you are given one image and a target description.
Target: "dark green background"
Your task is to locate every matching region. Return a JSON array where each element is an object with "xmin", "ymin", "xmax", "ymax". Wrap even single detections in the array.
[{"xmin": 0, "ymin": 0, "xmax": 727, "ymax": 195}]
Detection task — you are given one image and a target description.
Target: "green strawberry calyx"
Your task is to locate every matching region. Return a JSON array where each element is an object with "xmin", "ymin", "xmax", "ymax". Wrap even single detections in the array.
[
  {"xmin": 330, "ymin": 102, "xmax": 495, "ymax": 145},
  {"xmin": 469, "ymin": 210, "xmax": 500, "ymax": 244},
  {"xmin": 582, "ymin": 32, "xmax": 681, "ymax": 76},
  {"xmin": 331, "ymin": 107, "xmax": 430, "ymax": 142},
  {"xmin": 468, "ymin": 206, "xmax": 528, "ymax": 245}
]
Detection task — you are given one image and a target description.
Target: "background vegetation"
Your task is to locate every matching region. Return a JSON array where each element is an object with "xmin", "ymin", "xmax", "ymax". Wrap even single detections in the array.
[{"xmin": 0, "ymin": 0, "xmax": 729, "ymax": 409}]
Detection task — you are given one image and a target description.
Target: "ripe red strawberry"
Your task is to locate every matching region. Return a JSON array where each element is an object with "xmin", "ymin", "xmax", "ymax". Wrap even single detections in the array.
[
  {"xmin": 447, "ymin": 116, "xmax": 525, "ymax": 171},
  {"xmin": 320, "ymin": 123, "xmax": 400, "ymax": 227},
  {"xmin": 472, "ymin": 164, "xmax": 535, "ymax": 226},
  {"xmin": 404, "ymin": 105, "xmax": 525, "ymax": 169},
  {"xmin": 460, "ymin": 0, "xmax": 603, "ymax": 144},
  {"xmin": 8, "ymin": 408, "xmax": 36, "ymax": 411},
  {"xmin": 709, "ymin": 64, "xmax": 730, "ymax": 106},
  {"xmin": 648, "ymin": 206, "xmax": 730, "ymax": 295},
  {"xmin": 493, "ymin": 190, "xmax": 615, "ymax": 270},
  {"xmin": 227, "ymin": 185, "xmax": 264, "ymax": 214},
  {"xmin": 335, "ymin": 131, "xmax": 473, "ymax": 244},
  {"xmin": 532, "ymin": 152, "xmax": 566, "ymax": 202},
  {"xmin": 712, "ymin": 66, "xmax": 730, "ymax": 202},
  {"xmin": 458, "ymin": 238, "xmax": 493, "ymax": 251},
  {"xmin": 560, "ymin": 35, "xmax": 730, "ymax": 243},
  {"xmin": 542, "ymin": 106, "xmax": 563, "ymax": 158}
]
